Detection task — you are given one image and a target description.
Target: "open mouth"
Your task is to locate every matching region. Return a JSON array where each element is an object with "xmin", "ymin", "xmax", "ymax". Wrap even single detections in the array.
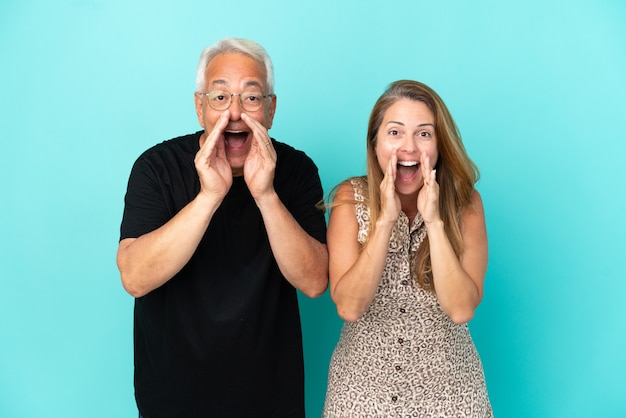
[
  {"xmin": 224, "ymin": 130, "xmax": 249, "ymax": 151},
  {"xmin": 397, "ymin": 160, "xmax": 420, "ymax": 180}
]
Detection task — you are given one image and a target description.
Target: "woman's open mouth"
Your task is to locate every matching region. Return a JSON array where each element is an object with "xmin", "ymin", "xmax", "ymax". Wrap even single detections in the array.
[{"xmin": 397, "ymin": 160, "xmax": 419, "ymax": 181}]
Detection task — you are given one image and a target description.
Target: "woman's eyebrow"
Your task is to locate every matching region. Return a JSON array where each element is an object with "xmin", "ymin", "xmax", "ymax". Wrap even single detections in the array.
[{"xmin": 385, "ymin": 121, "xmax": 434, "ymax": 128}]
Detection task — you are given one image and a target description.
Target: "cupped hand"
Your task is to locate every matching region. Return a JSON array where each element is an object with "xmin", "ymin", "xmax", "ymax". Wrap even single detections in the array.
[
  {"xmin": 417, "ymin": 151, "xmax": 441, "ymax": 223},
  {"xmin": 241, "ymin": 112, "xmax": 277, "ymax": 200},
  {"xmin": 194, "ymin": 110, "xmax": 233, "ymax": 200},
  {"xmin": 379, "ymin": 149, "xmax": 401, "ymax": 225}
]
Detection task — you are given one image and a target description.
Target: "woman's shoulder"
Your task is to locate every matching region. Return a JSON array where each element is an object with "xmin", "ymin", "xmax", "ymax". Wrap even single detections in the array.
[
  {"xmin": 467, "ymin": 189, "xmax": 484, "ymax": 213},
  {"xmin": 461, "ymin": 189, "xmax": 486, "ymax": 226},
  {"xmin": 333, "ymin": 176, "xmax": 367, "ymax": 201}
]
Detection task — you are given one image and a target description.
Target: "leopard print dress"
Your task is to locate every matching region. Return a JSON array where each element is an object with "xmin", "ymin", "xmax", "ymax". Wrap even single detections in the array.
[{"xmin": 323, "ymin": 179, "xmax": 493, "ymax": 417}]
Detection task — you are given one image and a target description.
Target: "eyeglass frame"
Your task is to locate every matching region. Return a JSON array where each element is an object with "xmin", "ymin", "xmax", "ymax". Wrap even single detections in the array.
[{"xmin": 197, "ymin": 90, "xmax": 275, "ymax": 112}]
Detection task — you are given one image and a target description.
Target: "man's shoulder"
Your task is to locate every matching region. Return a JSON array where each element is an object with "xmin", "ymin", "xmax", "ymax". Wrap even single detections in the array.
[
  {"xmin": 136, "ymin": 131, "xmax": 201, "ymax": 163},
  {"xmin": 273, "ymin": 139, "xmax": 317, "ymax": 168}
]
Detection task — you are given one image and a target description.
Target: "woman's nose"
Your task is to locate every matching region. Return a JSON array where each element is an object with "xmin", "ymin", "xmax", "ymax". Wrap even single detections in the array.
[{"xmin": 399, "ymin": 138, "xmax": 417, "ymax": 153}]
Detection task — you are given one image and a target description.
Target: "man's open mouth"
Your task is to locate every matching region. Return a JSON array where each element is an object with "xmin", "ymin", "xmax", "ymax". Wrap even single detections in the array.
[{"xmin": 224, "ymin": 130, "xmax": 249, "ymax": 149}]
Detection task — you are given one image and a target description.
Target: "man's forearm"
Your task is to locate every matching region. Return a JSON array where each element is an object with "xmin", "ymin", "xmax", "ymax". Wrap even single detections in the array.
[
  {"xmin": 117, "ymin": 193, "xmax": 222, "ymax": 297},
  {"xmin": 256, "ymin": 192, "xmax": 329, "ymax": 298}
]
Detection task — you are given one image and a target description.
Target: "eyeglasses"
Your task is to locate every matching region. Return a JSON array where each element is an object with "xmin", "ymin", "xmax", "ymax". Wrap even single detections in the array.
[{"xmin": 199, "ymin": 90, "xmax": 273, "ymax": 112}]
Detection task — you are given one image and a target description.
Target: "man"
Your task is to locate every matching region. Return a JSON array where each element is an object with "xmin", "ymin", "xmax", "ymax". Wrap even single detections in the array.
[{"xmin": 116, "ymin": 38, "xmax": 328, "ymax": 417}]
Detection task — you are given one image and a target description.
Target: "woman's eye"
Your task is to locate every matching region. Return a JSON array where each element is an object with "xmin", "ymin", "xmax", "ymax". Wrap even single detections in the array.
[{"xmin": 389, "ymin": 129, "xmax": 399, "ymax": 136}]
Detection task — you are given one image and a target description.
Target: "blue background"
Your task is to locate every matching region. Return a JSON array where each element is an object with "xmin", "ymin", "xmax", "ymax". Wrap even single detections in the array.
[{"xmin": 1, "ymin": 0, "xmax": 625, "ymax": 417}]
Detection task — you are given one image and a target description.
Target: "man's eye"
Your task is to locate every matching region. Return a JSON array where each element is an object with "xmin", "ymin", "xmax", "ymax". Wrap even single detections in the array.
[
  {"xmin": 215, "ymin": 95, "xmax": 227, "ymax": 101},
  {"xmin": 245, "ymin": 95, "xmax": 261, "ymax": 102}
]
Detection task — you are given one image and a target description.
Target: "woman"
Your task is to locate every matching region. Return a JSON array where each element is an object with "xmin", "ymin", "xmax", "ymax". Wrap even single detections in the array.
[{"xmin": 323, "ymin": 80, "xmax": 492, "ymax": 417}]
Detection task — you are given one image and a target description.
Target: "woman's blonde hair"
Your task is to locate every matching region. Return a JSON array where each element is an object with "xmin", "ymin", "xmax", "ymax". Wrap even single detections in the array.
[{"xmin": 332, "ymin": 80, "xmax": 479, "ymax": 291}]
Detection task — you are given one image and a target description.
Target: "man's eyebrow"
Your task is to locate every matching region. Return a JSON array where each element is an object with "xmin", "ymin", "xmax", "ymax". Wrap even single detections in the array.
[
  {"xmin": 211, "ymin": 79, "xmax": 228, "ymax": 87},
  {"xmin": 244, "ymin": 80, "xmax": 263, "ymax": 89},
  {"xmin": 210, "ymin": 79, "xmax": 263, "ymax": 89}
]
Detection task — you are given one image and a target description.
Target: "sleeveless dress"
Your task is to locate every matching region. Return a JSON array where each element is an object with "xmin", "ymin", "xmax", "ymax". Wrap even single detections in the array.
[{"xmin": 323, "ymin": 179, "xmax": 493, "ymax": 417}]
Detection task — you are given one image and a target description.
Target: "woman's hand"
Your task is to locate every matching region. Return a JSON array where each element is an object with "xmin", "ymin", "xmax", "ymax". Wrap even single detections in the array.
[
  {"xmin": 379, "ymin": 149, "xmax": 401, "ymax": 225},
  {"xmin": 417, "ymin": 151, "xmax": 441, "ymax": 224}
]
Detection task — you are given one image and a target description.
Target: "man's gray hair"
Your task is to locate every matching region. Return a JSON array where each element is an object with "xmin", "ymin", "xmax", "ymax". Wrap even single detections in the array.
[{"xmin": 195, "ymin": 38, "xmax": 275, "ymax": 94}]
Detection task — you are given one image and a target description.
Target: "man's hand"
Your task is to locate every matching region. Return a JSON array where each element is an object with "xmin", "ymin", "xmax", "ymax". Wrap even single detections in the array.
[
  {"xmin": 241, "ymin": 112, "xmax": 277, "ymax": 201},
  {"xmin": 195, "ymin": 110, "xmax": 233, "ymax": 200}
]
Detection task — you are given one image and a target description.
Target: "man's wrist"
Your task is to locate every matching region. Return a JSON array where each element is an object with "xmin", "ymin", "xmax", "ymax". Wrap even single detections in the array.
[{"xmin": 254, "ymin": 190, "xmax": 280, "ymax": 211}]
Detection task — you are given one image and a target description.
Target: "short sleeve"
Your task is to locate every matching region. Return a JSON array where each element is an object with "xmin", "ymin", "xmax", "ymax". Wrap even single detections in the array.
[
  {"xmin": 119, "ymin": 157, "xmax": 171, "ymax": 240},
  {"xmin": 275, "ymin": 145, "xmax": 327, "ymax": 245}
]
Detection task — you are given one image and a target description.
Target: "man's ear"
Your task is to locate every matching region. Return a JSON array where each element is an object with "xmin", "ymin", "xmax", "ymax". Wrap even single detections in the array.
[
  {"xmin": 265, "ymin": 94, "xmax": 277, "ymax": 129},
  {"xmin": 194, "ymin": 93, "xmax": 204, "ymax": 128}
]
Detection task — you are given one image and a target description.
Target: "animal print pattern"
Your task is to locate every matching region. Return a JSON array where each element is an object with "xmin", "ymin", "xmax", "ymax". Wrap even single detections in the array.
[{"xmin": 323, "ymin": 179, "xmax": 493, "ymax": 417}]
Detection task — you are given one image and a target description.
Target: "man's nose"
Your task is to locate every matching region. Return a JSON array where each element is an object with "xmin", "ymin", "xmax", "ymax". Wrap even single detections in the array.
[{"xmin": 229, "ymin": 95, "xmax": 243, "ymax": 120}]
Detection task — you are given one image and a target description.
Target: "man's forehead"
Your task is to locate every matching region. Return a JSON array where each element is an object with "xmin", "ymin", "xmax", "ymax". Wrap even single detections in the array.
[{"xmin": 205, "ymin": 53, "xmax": 267, "ymax": 89}]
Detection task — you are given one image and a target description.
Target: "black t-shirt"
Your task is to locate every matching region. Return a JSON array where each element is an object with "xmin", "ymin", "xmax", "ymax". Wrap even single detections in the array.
[{"xmin": 120, "ymin": 131, "xmax": 327, "ymax": 418}]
